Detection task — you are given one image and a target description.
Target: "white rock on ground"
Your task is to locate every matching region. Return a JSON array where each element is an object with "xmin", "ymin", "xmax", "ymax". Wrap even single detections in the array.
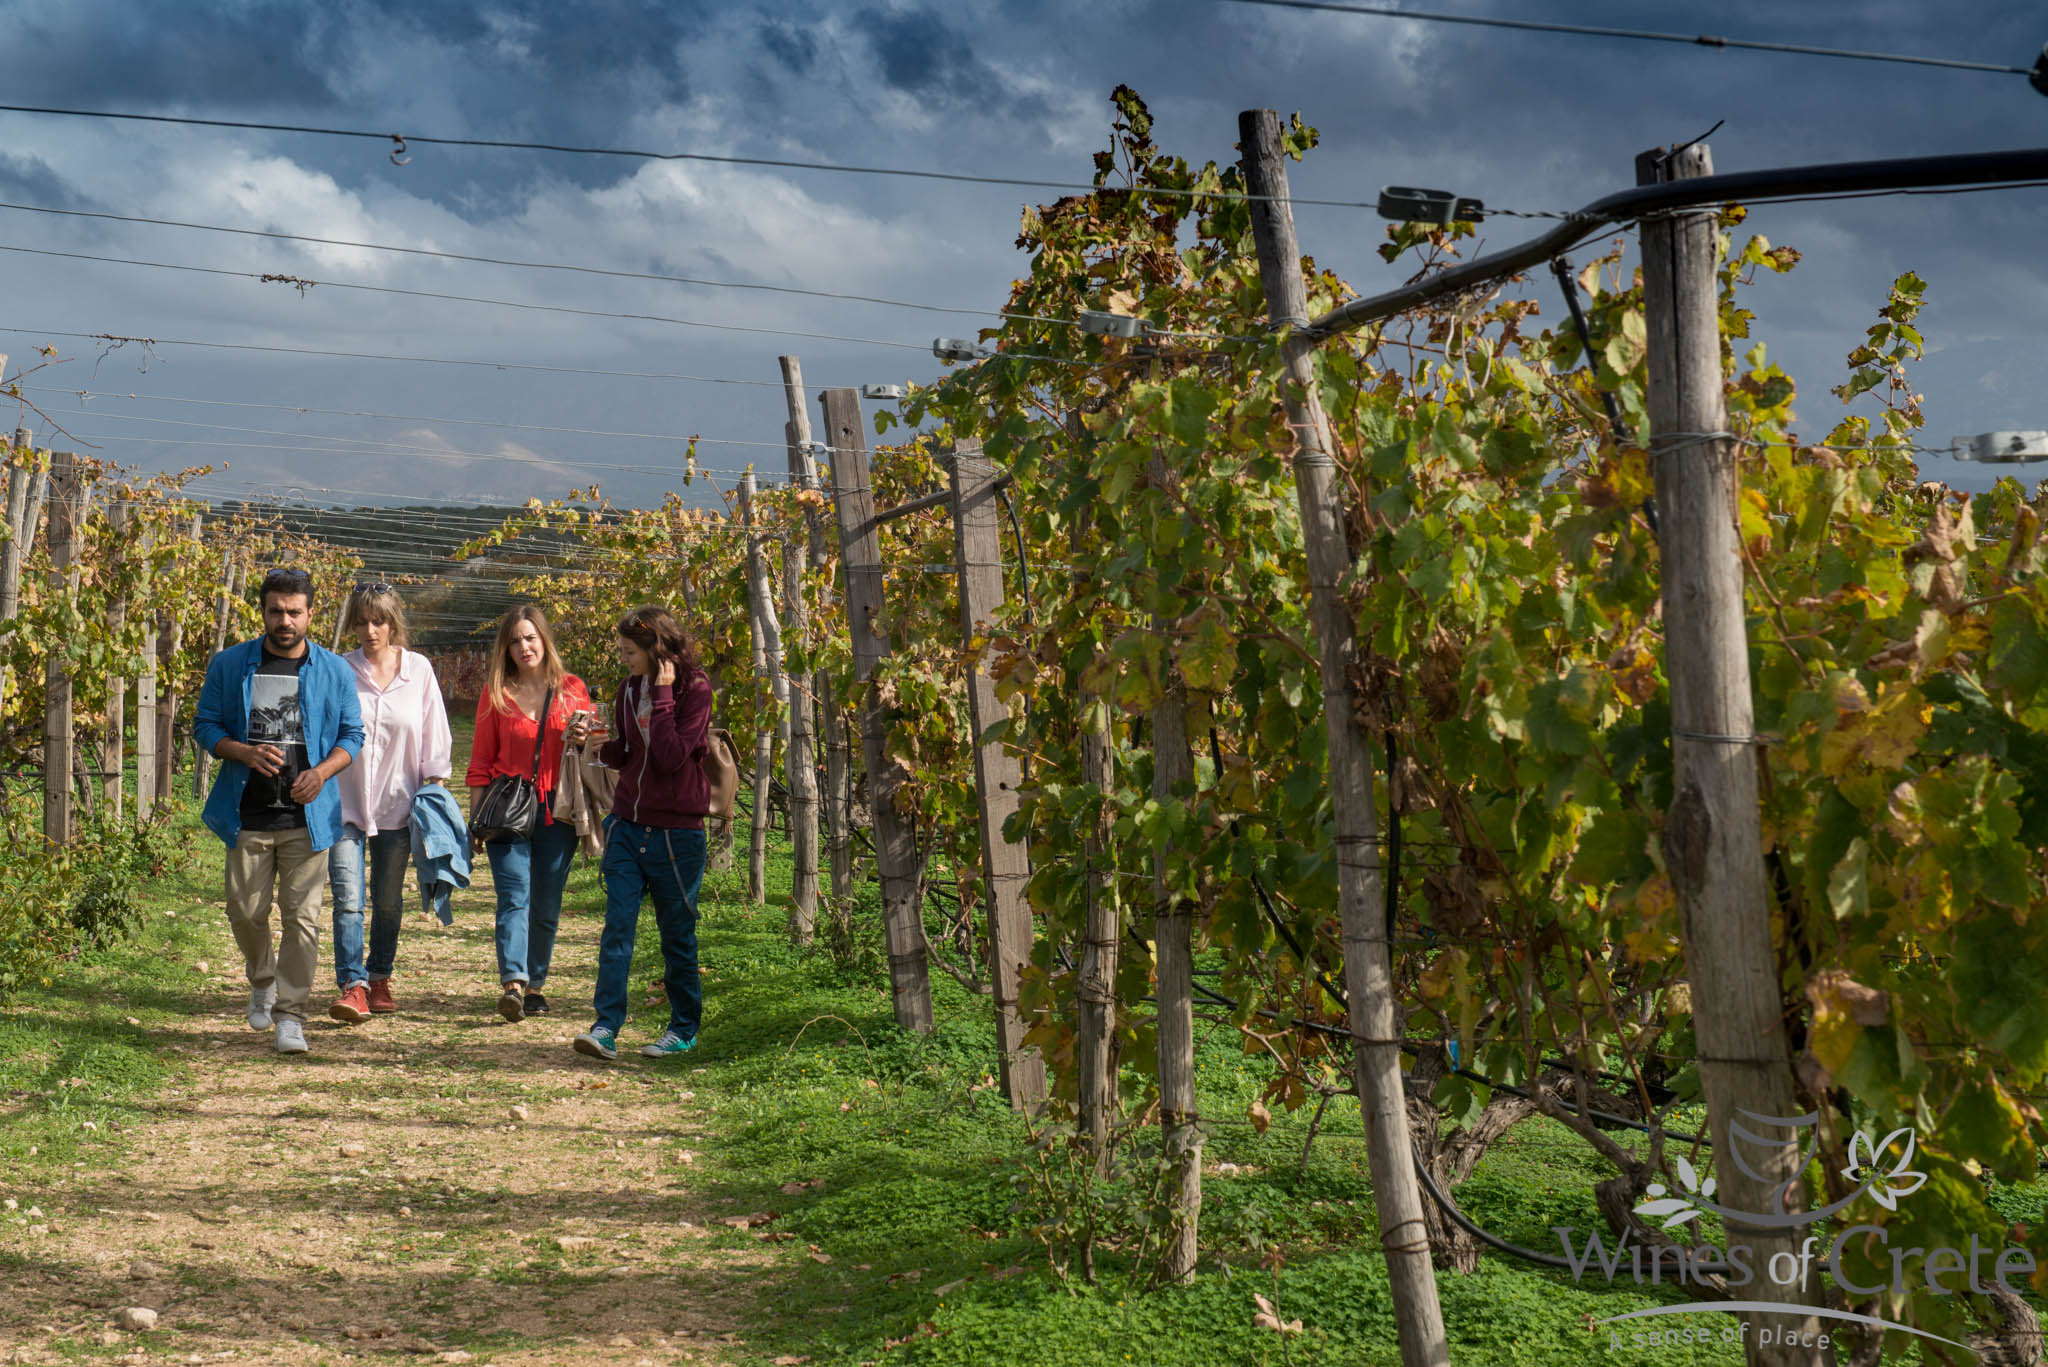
[{"xmin": 114, "ymin": 1307, "xmax": 158, "ymax": 1331}]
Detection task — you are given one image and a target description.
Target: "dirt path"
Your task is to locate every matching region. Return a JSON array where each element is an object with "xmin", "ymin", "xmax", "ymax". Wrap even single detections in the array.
[{"xmin": 1, "ymin": 856, "xmax": 772, "ymax": 1367}]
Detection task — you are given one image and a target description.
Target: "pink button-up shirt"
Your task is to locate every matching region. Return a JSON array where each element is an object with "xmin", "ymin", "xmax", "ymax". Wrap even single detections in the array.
[{"xmin": 339, "ymin": 648, "xmax": 454, "ymax": 836}]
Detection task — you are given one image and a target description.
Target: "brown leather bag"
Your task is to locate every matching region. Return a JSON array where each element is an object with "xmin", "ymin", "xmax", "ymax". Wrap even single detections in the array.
[{"xmin": 699, "ymin": 726, "xmax": 740, "ymax": 822}]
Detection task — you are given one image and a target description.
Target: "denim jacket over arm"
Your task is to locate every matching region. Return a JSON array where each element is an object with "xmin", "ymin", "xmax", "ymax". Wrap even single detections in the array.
[{"xmin": 194, "ymin": 637, "xmax": 366, "ymax": 852}]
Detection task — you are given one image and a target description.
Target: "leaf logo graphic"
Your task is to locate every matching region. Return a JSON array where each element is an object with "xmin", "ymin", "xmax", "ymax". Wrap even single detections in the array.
[
  {"xmin": 1842, "ymin": 1128, "xmax": 1927, "ymax": 1212},
  {"xmin": 1633, "ymin": 1155, "xmax": 1717, "ymax": 1229}
]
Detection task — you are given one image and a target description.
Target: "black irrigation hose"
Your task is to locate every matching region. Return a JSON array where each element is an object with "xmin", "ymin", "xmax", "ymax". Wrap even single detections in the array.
[
  {"xmin": 993, "ymin": 480, "xmax": 1035, "ymax": 627},
  {"xmin": 1205, "ymin": 730, "xmax": 1351, "ymax": 1008},
  {"xmin": 1411, "ymin": 1140, "xmax": 1578, "ymax": 1271}
]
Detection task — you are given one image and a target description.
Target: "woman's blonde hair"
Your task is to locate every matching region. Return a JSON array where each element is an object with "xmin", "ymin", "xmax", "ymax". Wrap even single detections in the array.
[
  {"xmin": 343, "ymin": 583, "xmax": 410, "ymax": 650},
  {"xmin": 484, "ymin": 605, "xmax": 566, "ymax": 715}
]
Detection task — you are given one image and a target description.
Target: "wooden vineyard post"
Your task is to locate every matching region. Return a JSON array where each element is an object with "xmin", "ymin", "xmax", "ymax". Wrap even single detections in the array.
[
  {"xmin": 782, "ymin": 356, "xmax": 851, "ymax": 909},
  {"xmin": 1240, "ymin": 109, "xmax": 1450, "ymax": 1366},
  {"xmin": 136, "ymin": 528, "xmax": 161, "ymax": 821},
  {"xmin": 1638, "ymin": 142, "xmax": 1824, "ymax": 1367},
  {"xmin": 779, "ymin": 533, "xmax": 819, "ymax": 943},
  {"xmin": 1076, "ymin": 712, "xmax": 1118, "ymax": 1165},
  {"xmin": 158, "ymin": 512, "xmax": 200, "ymax": 797},
  {"xmin": 1150, "ymin": 671, "xmax": 1201, "ymax": 1281},
  {"xmin": 0, "ymin": 436, "xmax": 31, "ymax": 726},
  {"xmin": 740, "ymin": 470, "xmax": 785, "ymax": 906},
  {"xmin": 1070, "ymin": 425, "xmax": 1121, "ymax": 1166},
  {"xmin": 103, "ymin": 504, "xmax": 130, "ymax": 821},
  {"xmin": 194, "ymin": 546, "xmax": 237, "ymax": 798},
  {"xmin": 67, "ymin": 481, "xmax": 97, "ymax": 822},
  {"xmin": 948, "ymin": 440, "xmax": 1045, "ymax": 1109},
  {"xmin": 0, "ymin": 448, "xmax": 27, "ymax": 618},
  {"xmin": 41, "ymin": 450, "xmax": 77, "ymax": 845},
  {"xmin": 1141, "ymin": 415, "xmax": 1204, "ymax": 1280},
  {"xmin": 821, "ymin": 386, "xmax": 933, "ymax": 1033},
  {"xmin": 775, "ymin": 368, "xmax": 821, "ymax": 944}
]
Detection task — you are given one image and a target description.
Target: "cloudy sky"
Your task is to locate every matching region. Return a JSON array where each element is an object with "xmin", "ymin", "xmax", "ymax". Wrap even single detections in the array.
[{"xmin": 0, "ymin": 0, "xmax": 2043, "ymax": 510}]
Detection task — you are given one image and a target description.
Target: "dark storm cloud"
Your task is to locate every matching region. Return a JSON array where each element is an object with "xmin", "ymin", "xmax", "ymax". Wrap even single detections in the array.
[
  {"xmin": 9, "ymin": 1, "xmax": 340, "ymax": 109},
  {"xmin": 356, "ymin": 0, "xmax": 706, "ymax": 107},
  {"xmin": 0, "ymin": 154, "xmax": 94, "ymax": 212},
  {"xmin": 6, "ymin": 0, "xmax": 2045, "ymax": 502},
  {"xmin": 758, "ymin": 18, "xmax": 821, "ymax": 75},
  {"xmin": 854, "ymin": 4, "xmax": 1054, "ymax": 123}
]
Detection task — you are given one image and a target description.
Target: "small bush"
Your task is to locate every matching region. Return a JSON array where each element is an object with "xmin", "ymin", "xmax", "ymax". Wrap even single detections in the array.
[{"xmin": 0, "ymin": 805, "xmax": 193, "ymax": 998}]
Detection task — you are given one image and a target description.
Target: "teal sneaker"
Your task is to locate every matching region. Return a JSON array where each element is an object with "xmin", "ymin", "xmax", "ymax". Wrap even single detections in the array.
[
  {"xmin": 571, "ymin": 1026, "xmax": 618, "ymax": 1061},
  {"xmin": 639, "ymin": 1029, "xmax": 696, "ymax": 1058}
]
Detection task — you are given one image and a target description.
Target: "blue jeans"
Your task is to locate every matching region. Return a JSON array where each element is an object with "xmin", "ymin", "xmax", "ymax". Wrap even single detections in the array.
[
  {"xmin": 489, "ymin": 819, "xmax": 578, "ymax": 989},
  {"xmin": 593, "ymin": 819, "xmax": 707, "ymax": 1038},
  {"xmin": 328, "ymin": 824, "xmax": 411, "ymax": 988}
]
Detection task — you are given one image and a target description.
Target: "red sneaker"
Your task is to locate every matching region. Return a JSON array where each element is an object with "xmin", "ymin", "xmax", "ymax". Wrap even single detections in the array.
[
  {"xmin": 329, "ymin": 984, "xmax": 371, "ymax": 1024},
  {"xmin": 366, "ymin": 979, "xmax": 397, "ymax": 1014}
]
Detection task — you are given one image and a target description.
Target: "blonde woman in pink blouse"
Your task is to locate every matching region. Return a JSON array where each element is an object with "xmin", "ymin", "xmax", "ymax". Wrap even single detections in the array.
[{"xmin": 326, "ymin": 584, "xmax": 453, "ymax": 1024}]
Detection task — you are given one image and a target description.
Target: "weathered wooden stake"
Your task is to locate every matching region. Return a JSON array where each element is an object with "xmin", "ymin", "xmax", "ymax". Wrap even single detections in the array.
[
  {"xmin": 779, "ymin": 522, "xmax": 820, "ymax": 944},
  {"xmin": 1639, "ymin": 141, "xmax": 1825, "ymax": 1367},
  {"xmin": 195, "ymin": 546, "xmax": 237, "ymax": 799},
  {"xmin": 159, "ymin": 513, "xmax": 200, "ymax": 798},
  {"xmin": 770, "ymin": 395, "xmax": 819, "ymax": 946},
  {"xmin": 1241, "ymin": 108, "xmax": 1449, "ymax": 1366},
  {"xmin": 41, "ymin": 450, "xmax": 77, "ymax": 845},
  {"xmin": 782, "ymin": 356, "xmax": 853, "ymax": 908},
  {"xmin": 103, "ymin": 505, "xmax": 130, "ymax": 820},
  {"xmin": 1075, "ymin": 707, "xmax": 1120, "ymax": 1167},
  {"xmin": 949, "ymin": 439, "xmax": 1045, "ymax": 1109},
  {"xmin": 0, "ymin": 457, "xmax": 27, "ymax": 619},
  {"xmin": 740, "ymin": 470, "xmax": 778, "ymax": 905},
  {"xmin": 1150, "ymin": 677, "xmax": 1201, "ymax": 1283},
  {"xmin": 1069, "ymin": 406, "xmax": 1123, "ymax": 1167},
  {"xmin": 136, "ymin": 531, "xmax": 161, "ymax": 821},
  {"xmin": 1, "ymin": 437, "xmax": 31, "ymax": 731},
  {"xmin": 822, "ymin": 386, "xmax": 933, "ymax": 1032}
]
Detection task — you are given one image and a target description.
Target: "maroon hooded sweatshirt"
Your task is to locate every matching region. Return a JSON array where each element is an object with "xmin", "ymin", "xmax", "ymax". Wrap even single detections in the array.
[{"xmin": 596, "ymin": 668, "xmax": 715, "ymax": 830}]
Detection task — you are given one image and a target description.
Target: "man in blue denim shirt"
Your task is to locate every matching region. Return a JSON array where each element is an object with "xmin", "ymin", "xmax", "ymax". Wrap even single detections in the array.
[{"xmin": 195, "ymin": 569, "xmax": 364, "ymax": 1056}]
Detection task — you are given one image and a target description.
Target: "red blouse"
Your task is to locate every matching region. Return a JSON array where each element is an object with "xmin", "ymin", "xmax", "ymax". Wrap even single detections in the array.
[{"xmin": 465, "ymin": 674, "xmax": 592, "ymax": 823}]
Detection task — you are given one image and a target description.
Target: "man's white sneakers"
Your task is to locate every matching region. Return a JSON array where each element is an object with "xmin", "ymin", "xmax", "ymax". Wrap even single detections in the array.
[
  {"xmin": 273, "ymin": 1018, "xmax": 309, "ymax": 1054},
  {"xmin": 248, "ymin": 984, "xmax": 277, "ymax": 1032}
]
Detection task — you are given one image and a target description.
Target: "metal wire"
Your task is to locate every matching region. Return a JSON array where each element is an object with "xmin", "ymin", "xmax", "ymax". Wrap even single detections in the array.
[
  {"xmin": 0, "ymin": 242, "xmax": 937, "ymax": 353},
  {"xmin": 1217, "ymin": 0, "xmax": 2037, "ymax": 76},
  {"xmin": 0, "ymin": 325, "xmax": 810, "ymax": 387},
  {"xmin": 0, "ymin": 199, "xmax": 1061, "ymax": 326},
  {"xmin": 0, "ymin": 103, "xmax": 1384, "ymax": 210},
  {"xmin": 28, "ymin": 385, "xmax": 784, "ymax": 447}
]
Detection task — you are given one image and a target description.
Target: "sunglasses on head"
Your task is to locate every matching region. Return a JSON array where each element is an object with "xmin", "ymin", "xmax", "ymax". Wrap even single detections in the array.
[{"xmin": 353, "ymin": 582, "xmax": 395, "ymax": 595}]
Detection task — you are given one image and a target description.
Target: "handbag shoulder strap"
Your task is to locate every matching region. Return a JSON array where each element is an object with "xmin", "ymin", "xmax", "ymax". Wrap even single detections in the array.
[{"xmin": 529, "ymin": 686, "xmax": 554, "ymax": 781}]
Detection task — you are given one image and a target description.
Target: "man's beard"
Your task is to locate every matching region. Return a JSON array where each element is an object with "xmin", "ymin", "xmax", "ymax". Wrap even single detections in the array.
[{"xmin": 267, "ymin": 625, "xmax": 305, "ymax": 651}]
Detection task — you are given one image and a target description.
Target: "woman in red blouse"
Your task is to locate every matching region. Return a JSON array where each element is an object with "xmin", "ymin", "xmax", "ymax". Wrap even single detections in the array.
[{"xmin": 465, "ymin": 606, "xmax": 593, "ymax": 1022}]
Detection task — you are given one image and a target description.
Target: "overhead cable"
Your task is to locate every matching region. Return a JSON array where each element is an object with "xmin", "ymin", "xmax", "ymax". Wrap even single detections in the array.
[
  {"xmin": 0, "ymin": 199, "xmax": 1059, "ymax": 325},
  {"xmin": 31, "ymin": 385, "xmax": 808, "ymax": 447},
  {"xmin": 0, "ymin": 326, "xmax": 822, "ymax": 387},
  {"xmin": 1217, "ymin": 0, "xmax": 2040, "ymax": 78},
  {"xmin": 0, "ymin": 102, "xmax": 1381, "ymax": 210},
  {"xmin": 0, "ymin": 242, "xmax": 936, "ymax": 353},
  {"xmin": 67, "ymin": 429, "xmax": 774, "ymax": 478},
  {"xmin": 43, "ymin": 402, "xmax": 793, "ymax": 457}
]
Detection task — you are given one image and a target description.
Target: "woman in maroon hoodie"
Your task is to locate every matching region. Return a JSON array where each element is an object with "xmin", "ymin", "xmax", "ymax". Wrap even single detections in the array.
[{"xmin": 572, "ymin": 605, "xmax": 715, "ymax": 1061}]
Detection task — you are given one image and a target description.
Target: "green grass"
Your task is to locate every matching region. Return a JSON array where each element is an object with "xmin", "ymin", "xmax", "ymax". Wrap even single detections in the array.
[
  {"xmin": 0, "ymin": 800, "xmax": 215, "ymax": 1186},
  {"xmin": 650, "ymin": 850, "xmax": 1784, "ymax": 1367},
  {"xmin": 3, "ymin": 720, "xmax": 2035, "ymax": 1365}
]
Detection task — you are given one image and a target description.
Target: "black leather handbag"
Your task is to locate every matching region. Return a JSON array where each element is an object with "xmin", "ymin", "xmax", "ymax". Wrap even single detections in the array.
[{"xmin": 472, "ymin": 687, "xmax": 552, "ymax": 844}]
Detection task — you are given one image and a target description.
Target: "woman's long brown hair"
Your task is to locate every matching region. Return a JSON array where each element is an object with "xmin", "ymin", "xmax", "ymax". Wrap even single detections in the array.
[
  {"xmin": 616, "ymin": 605, "xmax": 700, "ymax": 677},
  {"xmin": 484, "ymin": 605, "xmax": 567, "ymax": 715}
]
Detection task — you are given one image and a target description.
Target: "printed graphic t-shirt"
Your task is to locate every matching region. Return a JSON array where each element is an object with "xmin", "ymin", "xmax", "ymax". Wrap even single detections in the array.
[{"xmin": 239, "ymin": 646, "xmax": 312, "ymax": 831}]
